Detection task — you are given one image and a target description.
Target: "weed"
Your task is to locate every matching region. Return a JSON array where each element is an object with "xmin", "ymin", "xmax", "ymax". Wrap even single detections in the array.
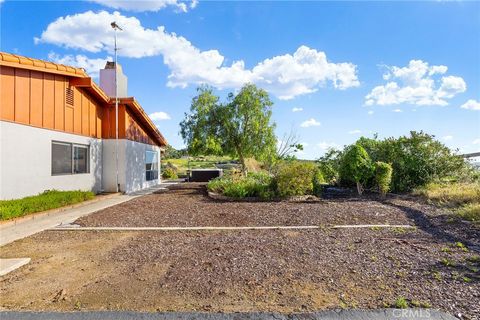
[
  {"xmin": 462, "ymin": 276, "xmax": 472, "ymax": 283},
  {"xmin": 441, "ymin": 247, "xmax": 452, "ymax": 254},
  {"xmin": 432, "ymin": 271, "xmax": 442, "ymax": 281},
  {"xmin": 393, "ymin": 297, "xmax": 409, "ymax": 309},
  {"xmin": 441, "ymin": 258, "xmax": 454, "ymax": 267}
]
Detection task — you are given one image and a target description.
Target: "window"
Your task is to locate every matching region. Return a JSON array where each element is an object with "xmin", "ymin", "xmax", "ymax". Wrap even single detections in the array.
[
  {"xmin": 52, "ymin": 142, "xmax": 72, "ymax": 175},
  {"xmin": 74, "ymin": 145, "xmax": 89, "ymax": 174},
  {"xmin": 145, "ymin": 150, "xmax": 158, "ymax": 181},
  {"xmin": 52, "ymin": 141, "xmax": 89, "ymax": 175}
]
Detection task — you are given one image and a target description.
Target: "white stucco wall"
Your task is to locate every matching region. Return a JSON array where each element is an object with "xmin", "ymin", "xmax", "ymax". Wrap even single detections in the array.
[
  {"xmin": 102, "ymin": 139, "xmax": 161, "ymax": 193},
  {"xmin": 0, "ymin": 121, "xmax": 102, "ymax": 200}
]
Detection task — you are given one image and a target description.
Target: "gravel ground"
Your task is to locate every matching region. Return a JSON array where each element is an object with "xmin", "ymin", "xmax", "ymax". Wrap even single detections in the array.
[{"xmin": 1, "ymin": 183, "xmax": 479, "ymax": 319}]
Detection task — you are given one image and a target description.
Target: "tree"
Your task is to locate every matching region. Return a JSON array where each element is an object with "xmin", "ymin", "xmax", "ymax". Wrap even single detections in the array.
[
  {"xmin": 276, "ymin": 128, "xmax": 304, "ymax": 160},
  {"xmin": 180, "ymin": 84, "xmax": 277, "ymax": 172},
  {"xmin": 339, "ymin": 144, "xmax": 373, "ymax": 195}
]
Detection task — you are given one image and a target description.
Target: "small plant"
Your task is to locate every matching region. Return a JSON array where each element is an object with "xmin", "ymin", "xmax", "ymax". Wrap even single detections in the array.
[
  {"xmin": 466, "ymin": 255, "xmax": 480, "ymax": 263},
  {"xmin": 462, "ymin": 276, "xmax": 472, "ymax": 283},
  {"xmin": 432, "ymin": 271, "xmax": 442, "ymax": 281},
  {"xmin": 441, "ymin": 247, "xmax": 452, "ymax": 254},
  {"xmin": 440, "ymin": 258, "xmax": 454, "ymax": 267},
  {"xmin": 374, "ymin": 161, "xmax": 393, "ymax": 197},
  {"xmin": 393, "ymin": 297, "xmax": 409, "ymax": 309},
  {"xmin": 162, "ymin": 162, "xmax": 178, "ymax": 179},
  {"xmin": 455, "ymin": 242, "xmax": 469, "ymax": 252},
  {"xmin": 411, "ymin": 300, "xmax": 431, "ymax": 308}
]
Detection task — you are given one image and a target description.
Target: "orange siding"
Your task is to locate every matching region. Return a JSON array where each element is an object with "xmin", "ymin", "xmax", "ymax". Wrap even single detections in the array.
[
  {"xmin": 81, "ymin": 94, "xmax": 89, "ymax": 135},
  {"xmin": 89, "ymin": 99, "xmax": 96, "ymax": 137},
  {"xmin": 96, "ymin": 105, "xmax": 102, "ymax": 138},
  {"xmin": 1, "ymin": 66, "xmax": 15, "ymax": 121},
  {"xmin": 0, "ymin": 66, "xmax": 104, "ymax": 139},
  {"xmin": 65, "ymin": 106, "xmax": 74, "ymax": 133},
  {"xmin": 14, "ymin": 69, "xmax": 30, "ymax": 124},
  {"xmin": 73, "ymin": 86, "xmax": 82, "ymax": 134},
  {"xmin": 125, "ymin": 109, "xmax": 155, "ymax": 145},
  {"xmin": 54, "ymin": 75, "xmax": 65, "ymax": 130},
  {"xmin": 30, "ymin": 71, "xmax": 43, "ymax": 127},
  {"xmin": 42, "ymin": 73, "xmax": 55, "ymax": 129}
]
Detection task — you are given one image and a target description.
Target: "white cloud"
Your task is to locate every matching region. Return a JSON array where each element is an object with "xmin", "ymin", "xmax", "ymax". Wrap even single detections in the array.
[
  {"xmin": 35, "ymin": 11, "xmax": 359, "ymax": 100},
  {"xmin": 149, "ymin": 111, "xmax": 171, "ymax": 121},
  {"xmin": 365, "ymin": 60, "xmax": 466, "ymax": 106},
  {"xmin": 90, "ymin": 0, "xmax": 198, "ymax": 12},
  {"xmin": 367, "ymin": 110, "xmax": 374, "ymax": 115},
  {"xmin": 300, "ymin": 118, "xmax": 321, "ymax": 128},
  {"xmin": 442, "ymin": 135, "xmax": 453, "ymax": 141},
  {"xmin": 392, "ymin": 109, "xmax": 403, "ymax": 113},
  {"xmin": 47, "ymin": 52, "xmax": 111, "ymax": 78},
  {"xmin": 473, "ymin": 138, "xmax": 480, "ymax": 145},
  {"xmin": 292, "ymin": 107, "xmax": 303, "ymax": 112},
  {"xmin": 461, "ymin": 99, "xmax": 480, "ymax": 111},
  {"xmin": 317, "ymin": 141, "xmax": 339, "ymax": 150},
  {"xmin": 348, "ymin": 129, "xmax": 362, "ymax": 134}
]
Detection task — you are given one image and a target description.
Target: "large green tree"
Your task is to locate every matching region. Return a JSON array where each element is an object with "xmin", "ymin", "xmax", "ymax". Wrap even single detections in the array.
[{"xmin": 180, "ymin": 84, "xmax": 277, "ymax": 172}]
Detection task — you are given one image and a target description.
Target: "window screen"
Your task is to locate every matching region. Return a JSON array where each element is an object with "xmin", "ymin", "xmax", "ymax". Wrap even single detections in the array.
[
  {"xmin": 52, "ymin": 142, "xmax": 72, "ymax": 175},
  {"xmin": 74, "ymin": 145, "xmax": 89, "ymax": 174},
  {"xmin": 145, "ymin": 150, "xmax": 159, "ymax": 181}
]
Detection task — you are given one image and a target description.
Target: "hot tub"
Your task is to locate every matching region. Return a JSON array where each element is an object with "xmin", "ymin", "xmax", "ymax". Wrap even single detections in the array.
[{"xmin": 189, "ymin": 168, "xmax": 223, "ymax": 182}]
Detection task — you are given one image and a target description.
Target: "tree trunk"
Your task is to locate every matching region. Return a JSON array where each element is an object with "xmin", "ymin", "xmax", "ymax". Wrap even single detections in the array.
[
  {"xmin": 356, "ymin": 182, "xmax": 363, "ymax": 195},
  {"xmin": 239, "ymin": 154, "xmax": 247, "ymax": 176}
]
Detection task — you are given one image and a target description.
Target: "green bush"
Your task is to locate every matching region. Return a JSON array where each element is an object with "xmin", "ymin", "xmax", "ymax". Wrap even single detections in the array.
[
  {"xmin": 317, "ymin": 149, "xmax": 342, "ymax": 184},
  {"xmin": 339, "ymin": 144, "xmax": 373, "ymax": 195},
  {"xmin": 0, "ymin": 190, "xmax": 95, "ymax": 221},
  {"xmin": 162, "ymin": 162, "xmax": 178, "ymax": 179},
  {"xmin": 356, "ymin": 132, "xmax": 470, "ymax": 192},
  {"xmin": 273, "ymin": 161, "xmax": 317, "ymax": 197},
  {"xmin": 313, "ymin": 169, "xmax": 326, "ymax": 196},
  {"xmin": 375, "ymin": 161, "xmax": 393, "ymax": 196},
  {"xmin": 207, "ymin": 172, "xmax": 273, "ymax": 199}
]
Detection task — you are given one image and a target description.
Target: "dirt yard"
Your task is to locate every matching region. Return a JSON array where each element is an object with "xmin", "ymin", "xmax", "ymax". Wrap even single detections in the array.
[{"xmin": 1, "ymin": 184, "xmax": 479, "ymax": 319}]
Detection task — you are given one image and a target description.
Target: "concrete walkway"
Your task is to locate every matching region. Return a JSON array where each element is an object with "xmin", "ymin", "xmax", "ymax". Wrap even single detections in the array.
[
  {"xmin": 0, "ymin": 182, "xmax": 177, "ymax": 247},
  {"xmin": 0, "ymin": 310, "xmax": 457, "ymax": 320},
  {"xmin": 0, "ymin": 194, "xmax": 135, "ymax": 246}
]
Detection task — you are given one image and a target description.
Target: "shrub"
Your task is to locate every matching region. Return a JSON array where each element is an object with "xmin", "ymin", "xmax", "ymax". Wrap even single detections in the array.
[
  {"xmin": 317, "ymin": 149, "xmax": 342, "ymax": 184},
  {"xmin": 273, "ymin": 161, "xmax": 317, "ymax": 197},
  {"xmin": 339, "ymin": 144, "xmax": 373, "ymax": 195},
  {"xmin": 375, "ymin": 161, "xmax": 393, "ymax": 196},
  {"xmin": 0, "ymin": 190, "xmax": 95, "ymax": 220},
  {"xmin": 162, "ymin": 162, "xmax": 178, "ymax": 179},
  {"xmin": 356, "ymin": 132, "xmax": 470, "ymax": 192},
  {"xmin": 207, "ymin": 171, "xmax": 273, "ymax": 199},
  {"xmin": 313, "ymin": 169, "xmax": 326, "ymax": 196}
]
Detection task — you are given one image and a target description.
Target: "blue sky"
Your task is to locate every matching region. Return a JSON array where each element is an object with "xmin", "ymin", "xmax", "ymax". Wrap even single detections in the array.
[{"xmin": 1, "ymin": 0, "xmax": 479, "ymax": 159}]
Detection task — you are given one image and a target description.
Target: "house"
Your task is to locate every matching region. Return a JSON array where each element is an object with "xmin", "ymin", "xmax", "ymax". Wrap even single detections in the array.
[{"xmin": 0, "ymin": 52, "xmax": 167, "ymax": 200}]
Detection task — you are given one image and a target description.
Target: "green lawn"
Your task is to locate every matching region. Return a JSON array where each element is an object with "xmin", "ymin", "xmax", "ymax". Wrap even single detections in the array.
[{"xmin": 0, "ymin": 190, "xmax": 95, "ymax": 221}]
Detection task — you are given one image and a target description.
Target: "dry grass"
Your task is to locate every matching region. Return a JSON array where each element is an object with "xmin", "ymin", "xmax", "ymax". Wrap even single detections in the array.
[
  {"xmin": 413, "ymin": 182, "xmax": 480, "ymax": 207},
  {"xmin": 414, "ymin": 182, "xmax": 480, "ymax": 223},
  {"xmin": 457, "ymin": 203, "xmax": 480, "ymax": 223}
]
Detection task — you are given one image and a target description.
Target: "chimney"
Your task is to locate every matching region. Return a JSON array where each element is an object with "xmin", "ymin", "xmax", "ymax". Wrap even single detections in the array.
[{"xmin": 99, "ymin": 61, "xmax": 128, "ymax": 97}]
